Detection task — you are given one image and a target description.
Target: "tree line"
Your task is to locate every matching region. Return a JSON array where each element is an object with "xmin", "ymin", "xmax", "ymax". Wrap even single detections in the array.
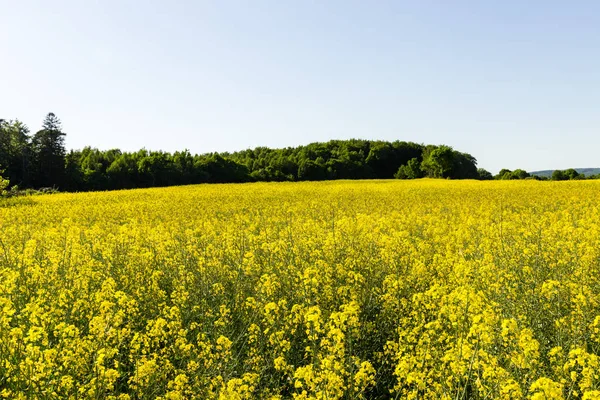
[
  {"xmin": 0, "ymin": 113, "xmax": 595, "ymax": 193},
  {"xmin": 494, "ymin": 168, "xmax": 600, "ymax": 181}
]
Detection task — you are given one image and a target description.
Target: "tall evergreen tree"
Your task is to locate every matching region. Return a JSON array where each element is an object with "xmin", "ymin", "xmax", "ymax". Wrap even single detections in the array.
[{"xmin": 31, "ymin": 113, "xmax": 67, "ymax": 188}]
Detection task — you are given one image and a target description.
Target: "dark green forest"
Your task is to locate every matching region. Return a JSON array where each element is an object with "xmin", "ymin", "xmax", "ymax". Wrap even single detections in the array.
[{"xmin": 0, "ymin": 113, "xmax": 596, "ymax": 193}]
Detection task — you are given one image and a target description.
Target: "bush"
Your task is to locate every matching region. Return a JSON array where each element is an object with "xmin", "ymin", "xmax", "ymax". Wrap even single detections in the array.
[{"xmin": 0, "ymin": 173, "xmax": 9, "ymax": 196}]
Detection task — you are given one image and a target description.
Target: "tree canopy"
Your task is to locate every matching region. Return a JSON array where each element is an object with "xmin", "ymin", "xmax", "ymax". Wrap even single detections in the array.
[{"xmin": 2, "ymin": 112, "xmax": 595, "ymax": 193}]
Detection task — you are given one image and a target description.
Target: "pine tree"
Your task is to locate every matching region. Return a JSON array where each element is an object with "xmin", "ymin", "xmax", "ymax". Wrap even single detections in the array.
[{"xmin": 31, "ymin": 113, "xmax": 67, "ymax": 188}]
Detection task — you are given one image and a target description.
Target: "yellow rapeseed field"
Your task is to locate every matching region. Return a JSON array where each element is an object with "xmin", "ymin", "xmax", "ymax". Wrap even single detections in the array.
[{"xmin": 2, "ymin": 179, "xmax": 600, "ymax": 399}]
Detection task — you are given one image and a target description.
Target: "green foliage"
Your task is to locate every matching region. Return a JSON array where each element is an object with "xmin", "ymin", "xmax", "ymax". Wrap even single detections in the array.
[
  {"xmin": 1, "ymin": 113, "xmax": 499, "ymax": 192},
  {"xmin": 496, "ymin": 169, "xmax": 512, "ymax": 180},
  {"xmin": 511, "ymin": 169, "xmax": 530, "ymax": 180},
  {"xmin": 394, "ymin": 158, "xmax": 423, "ymax": 179},
  {"xmin": 563, "ymin": 168, "xmax": 581, "ymax": 180},
  {"xmin": 452, "ymin": 152, "xmax": 479, "ymax": 179},
  {"xmin": 421, "ymin": 145, "xmax": 455, "ymax": 178},
  {"xmin": 196, "ymin": 153, "xmax": 250, "ymax": 183},
  {"xmin": 551, "ymin": 169, "xmax": 582, "ymax": 181},
  {"xmin": 419, "ymin": 145, "xmax": 479, "ymax": 179},
  {"xmin": 495, "ymin": 169, "xmax": 530, "ymax": 180},
  {"xmin": 0, "ymin": 119, "xmax": 31, "ymax": 187},
  {"xmin": 477, "ymin": 168, "xmax": 493, "ymax": 180},
  {"xmin": 551, "ymin": 170, "xmax": 566, "ymax": 181},
  {"xmin": 31, "ymin": 113, "xmax": 67, "ymax": 189},
  {"xmin": 298, "ymin": 159, "xmax": 327, "ymax": 181},
  {"xmin": 0, "ymin": 172, "xmax": 9, "ymax": 196},
  {"xmin": 498, "ymin": 168, "xmax": 598, "ymax": 181},
  {"xmin": 530, "ymin": 168, "xmax": 600, "ymax": 179}
]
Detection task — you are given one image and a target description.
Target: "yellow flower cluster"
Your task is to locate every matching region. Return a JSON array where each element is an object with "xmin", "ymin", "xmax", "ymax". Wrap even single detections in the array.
[{"xmin": 2, "ymin": 179, "xmax": 600, "ymax": 398}]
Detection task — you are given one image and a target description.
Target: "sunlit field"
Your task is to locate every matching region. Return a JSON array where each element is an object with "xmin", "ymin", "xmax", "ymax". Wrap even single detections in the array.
[{"xmin": 2, "ymin": 180, "xmax": 600, "ymax": 399}]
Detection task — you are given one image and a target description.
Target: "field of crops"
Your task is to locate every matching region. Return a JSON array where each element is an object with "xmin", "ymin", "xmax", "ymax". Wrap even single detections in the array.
[{"xmin": 2, "ymin": 180, "xmax": 600, "ymax": 399}]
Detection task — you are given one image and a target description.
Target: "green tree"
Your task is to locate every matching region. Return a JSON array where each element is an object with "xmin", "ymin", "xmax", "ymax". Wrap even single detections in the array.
[
  {"xmin": 0, "ymin": 119, "xmax": 31, "ymax": 187},
  {"xmin": 31, "ymin": 113, "xmax": 67, "ymax": 188},
  {"xmin": 136, "ymin": 151, "xmax": 174, "ymax": 187},
  {"xmin": 172, "ymin": 150, "xmax": 196, "ymax": 185},
  {"xmin": 394, "ymin": 158, "xmax": 423, "ymax": 179},
  {"xmin": 366, "ymin": 142, "xmax": 396, "ymax": 178},
  {"xmin": 0, "ymin": 171, "xmax": 9, "ymax": 196},
  {"xmin": 64, "ymin": 150, "xmax": 84, "ymax": 191},
  {"xmin": 195, "ymin": 154, "xmax": 249, "ymax": 183},
  {"xmin": 496, "ymin": 169, "xmax": 529, "ymax": 180},
  {"xmin": 298, "ymin": 159, "xmax": 327, "ymax": 181},
  {"xmin": 451, "ymin": 152, "xmax": 479, "ymax": 179},
  {"xmin": 477, "ymin": 168, "xmax": 493, "ymax": 180},
  {"xmin": 563, "ymin": 168, "xmax": 580, "ymax": 180},
  {"xmin": 496, "ymin": 169, "xmax": 512, "ymax": 180},
  {"xmin": 107, "ymin": 153, "xmax": 139, "ymax": 189},
  {"xmin": 421, "ymin": 145, "xmax": 455, "ymax": 178},
  {"xmin": 511, "ymin": 169, "xmax": 530, "ymax": 180},
  {"xmin": 551, "ymin": 170, "xmax": 567, "ymax": 181}
]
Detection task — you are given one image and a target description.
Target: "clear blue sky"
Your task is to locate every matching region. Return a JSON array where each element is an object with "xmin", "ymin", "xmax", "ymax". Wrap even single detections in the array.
[{"xmin": 2, "ymin": 1, "xmax": 599, "ymax": 173}]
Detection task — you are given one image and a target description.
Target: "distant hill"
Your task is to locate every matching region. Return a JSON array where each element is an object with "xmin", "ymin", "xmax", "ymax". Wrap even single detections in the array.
[{"xmin": 529, "ymin": 168, "xmax": 600, "ymax": 178}]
